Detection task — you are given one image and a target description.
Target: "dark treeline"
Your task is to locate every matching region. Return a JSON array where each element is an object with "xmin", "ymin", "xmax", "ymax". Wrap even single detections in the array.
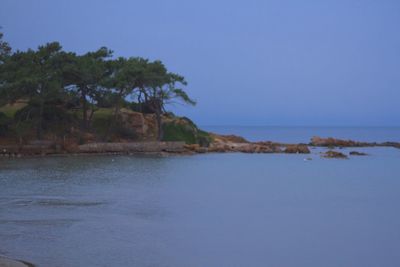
[{"xmin": 0, "ymin": 31, "xmax": 195, "ymax": 141}]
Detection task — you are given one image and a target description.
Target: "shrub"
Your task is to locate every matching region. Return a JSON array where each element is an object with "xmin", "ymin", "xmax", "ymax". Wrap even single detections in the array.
[
  {"xmin": 0, "ymin": 112, "xmax": 11, "ymax": 136},
  {"xmin": 162, "ymin": 118, "xmax": 212, "ymax": 146}
]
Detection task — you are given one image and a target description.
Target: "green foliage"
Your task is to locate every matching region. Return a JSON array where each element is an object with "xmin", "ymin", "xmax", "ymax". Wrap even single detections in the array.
[
  {"xmin": 0, "ymin": 111, "xmax": 11, "ymax": 135},
  {"xmin": 0, "ymin": 102, "xmax": 27, "ymax": 118},
  {"xmin": 0, "ymin": 29, "xmax": 197, "ymax": 141},
  {"xmin": 129, "ymin": 101, "xmax": 156, "ymax": 114},
  {"xmin": 163, "ymin": 121, "xmax": 197, "ymax": 144},
  {"xmin": 12, "ymin": 120, "xmax": 34, "ymax": 141},
  {"xmin": 91, "ymin": 108, "xmax": 137, "ymax": 141},
  {"xmin": 162, "ymin": 117, "xmax": 211, "ymax": 146},
  {"xmin": 0, "ymin": 30, "xmax": 11, "ymax": 63},
  {"xmin": 197, "ymin": 129, "xmax": 213, "ymax": 147},
  {"xmin": 14, "ymin": 102, "xmax": 75, "ymax": 134},
  {"xmin": 63, "ymin": 47, "xmax": 112, "ymax": 128}
]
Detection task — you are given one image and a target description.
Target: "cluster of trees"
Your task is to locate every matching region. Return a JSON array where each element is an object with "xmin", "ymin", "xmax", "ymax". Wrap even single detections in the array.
[{"xmin": 0, "ymin": 31, "xmax": 195, "ymax": 140}]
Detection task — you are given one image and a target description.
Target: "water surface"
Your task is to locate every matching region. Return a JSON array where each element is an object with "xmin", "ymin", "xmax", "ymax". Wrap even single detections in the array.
[{"xmin": 1, "ymin": 127, "xmax": 400, "ymax": 267}]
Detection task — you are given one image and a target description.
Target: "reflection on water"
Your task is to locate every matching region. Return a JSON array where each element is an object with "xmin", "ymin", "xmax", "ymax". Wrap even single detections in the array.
[{"xmin": 1, "ymin": 147, "xmax": 400, "ymax": 267}]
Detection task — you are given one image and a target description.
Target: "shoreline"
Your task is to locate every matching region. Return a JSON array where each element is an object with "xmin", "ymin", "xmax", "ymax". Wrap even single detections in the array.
[
  {"xmin": 0, "ymin": 256, "xmax": 35, "ymax": 267},
  {"xmin": 0, "ymin": 136, "xmax": 399, "ymax": 159}
]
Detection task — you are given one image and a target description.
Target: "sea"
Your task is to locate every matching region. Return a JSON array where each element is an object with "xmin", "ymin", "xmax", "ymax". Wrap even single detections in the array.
[{"xmin": 0, "ymin": 126, "xmax": 399, "ymax": 267}]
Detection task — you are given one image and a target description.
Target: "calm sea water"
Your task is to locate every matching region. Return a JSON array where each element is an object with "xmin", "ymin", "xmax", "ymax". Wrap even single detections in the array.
[{"xmin": 1, "ymin": 127, "xmax": 400, "ymax": 267}]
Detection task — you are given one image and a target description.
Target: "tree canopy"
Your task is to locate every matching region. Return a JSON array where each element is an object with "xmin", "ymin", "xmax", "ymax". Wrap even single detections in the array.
[{"xmin": 0, "ymin": 31, "xmax": 195, "ymax": 140}]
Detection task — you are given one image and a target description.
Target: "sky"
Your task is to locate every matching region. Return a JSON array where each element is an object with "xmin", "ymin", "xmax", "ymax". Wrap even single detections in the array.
[{"xmin": 1, "ymin": 0, "xmax": 399, "ymax": 126}]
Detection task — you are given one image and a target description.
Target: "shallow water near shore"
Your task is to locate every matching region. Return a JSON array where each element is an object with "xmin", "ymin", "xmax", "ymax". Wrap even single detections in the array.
[{"xmin": 1, "ymin": 127, "xmax": 400, "ymax": 267}]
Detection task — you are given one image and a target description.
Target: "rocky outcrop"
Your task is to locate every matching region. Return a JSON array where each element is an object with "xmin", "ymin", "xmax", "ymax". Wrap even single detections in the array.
[
  {"xmin": 204, "ymin": 132, "xmax": 317, "ymax": 154},
  {"xmin": 209, "ymin": 133, "xmax": 249, "ymax": 144},
  {"xmin": 310, "ymin": 136, "xmax": 371, "ymax": 147},
  {"xmin": 310, "ymin": 136, "xmax": 400, "ymax": 149},
  {"xmin": 380, "ymin": 142, "xmax": 400, "ymax": 149},
  {"xmin": 206, "ymin": 134, "xmax": 313, "ymax": 154},
  {"xmin": 207, "ymin": 134, "xmax": 281, "ymax": 154},
  {"xmin": 118, "ymin": 109, "xmax": 147, "ymax": 136},
  {"xmin": 322, "ymin": 150, "xmax": 348, "ymax": 159}
]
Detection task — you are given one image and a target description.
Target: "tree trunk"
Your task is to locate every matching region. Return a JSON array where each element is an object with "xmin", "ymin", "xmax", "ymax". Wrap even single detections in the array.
[
  {"xmin": 155, "ymin": 110, "xmax": 163, "ymax": 141},
  {"xmin": 81, "ymin": 88, "xmax": 88, "ymax": 130},
  {"xmin": 153, "ymin": 99, "xmax": 163, "ymax": 141},
  {"xmin": 88, "ymin": 108, "xmax": 95, "ymax": 128}
]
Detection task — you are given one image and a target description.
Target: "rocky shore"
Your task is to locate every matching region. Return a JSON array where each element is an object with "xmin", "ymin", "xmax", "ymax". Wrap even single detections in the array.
[
  {"xmin": 0, "ymin": 135, "xmax": 399, "ymax": 158},
  {"xmin": 184, "ymin": 134, "xmax": 399, "ymax": 156},
  {"xmin": 310, "ymin": 136, "xmax": 400, "ymax": 149}
]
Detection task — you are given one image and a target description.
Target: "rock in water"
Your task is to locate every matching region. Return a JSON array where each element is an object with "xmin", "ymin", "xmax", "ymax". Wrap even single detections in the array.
[
  {"xmin": 310, "ymin": 136, "xmax": 368, "ymax": 147},
  {"xmin": 349, "ymin": 151, "xmax": 368, "ymax": 156},
  {"xmin": 322, "ymin": 150, "xmax": 348, "ymax": 159},
  {"xmin": 284, "ymin": 144, "xmax": 310, "ymax": 154},
  {"xmin": 0, "ymin": 256, "xmax": 34, "ymax": 267}
]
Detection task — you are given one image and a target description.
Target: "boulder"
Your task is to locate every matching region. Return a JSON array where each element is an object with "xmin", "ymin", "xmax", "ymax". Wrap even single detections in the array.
[
  {"xmin": 184, "ymin": 144, "xmax": 200, "ymax": 151},
  {"xmin": 284, "ymin": 144, "xmax": 310, "ymax": 154},
  {"xmin": 322, "ymin": 150, "xmax": 348, "ymax": 159},
  {"xmin": 255, "ymin": 141, "xmax": 282, "ymax": 152}
]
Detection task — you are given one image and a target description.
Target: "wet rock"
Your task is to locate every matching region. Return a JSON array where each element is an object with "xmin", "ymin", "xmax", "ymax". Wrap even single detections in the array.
[
  {"xmin": 284, "ymin": 144, "xmax": 310, "ymax": 154},
  {"xmin": 184, "ymin": 144, "xmax": 200, "ymax": 151},
  {"xmin": 322, "ymin": 150, "xmax": 348, "ymax": 159},
  {"xmin": 0, "ymin": 256, "xmax": 34, "ymax": 267},
  {"xmin": 195, "ymin": 147, "xmax": 208, "ymax": 153},
  {"xmin": 380, "ymin": 142, "xmax": 400, "ymax": 149},
  {"xmin": 207, "ymin": 142, "xmax": 279, "ymax": 153},
  {"xmin": 184, "ymin": 144, "xmax": 208, "ymax": 153},
  {"xmin": 254, "ymin": 141, "xmax": 283, "ymax": 153},
  {"xmin": 349, "ymin": 151, "xmax": 368, "ymax": 156}
]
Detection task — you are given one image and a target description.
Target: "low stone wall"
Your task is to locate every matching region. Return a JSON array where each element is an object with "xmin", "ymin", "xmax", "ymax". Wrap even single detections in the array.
[
  {"xmin": 0, "ymin": 141, "xmax": 186, "ymax": 156},
  {"xmin": 78, "ymin": 141, "xmax": 186, "ymax": 153},
  {"xmin": 0, "ymin": 142, "xmax": 56, "ymax": 156}
]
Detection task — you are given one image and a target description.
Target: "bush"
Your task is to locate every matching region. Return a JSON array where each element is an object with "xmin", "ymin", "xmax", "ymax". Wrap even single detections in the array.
[
  {"xmin": 162, "ymin": 118, "xmax": 212, "ymax": 146},
  {"xmin": 13, "ymin": 103, "xmax": 77, "ymax": 136},
  {"xmin": 162, "ymin": 121, "xmax": 197, "ymax": 144},
  {"xmin": 0, "ymin": 112, "xmax": 11, "ymax": 136},
  {"xmin": 197, "ymin": 130, "xmax": 213, "ymax": 147}
]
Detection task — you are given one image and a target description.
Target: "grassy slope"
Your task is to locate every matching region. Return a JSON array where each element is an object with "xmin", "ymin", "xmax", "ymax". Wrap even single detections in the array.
[{"xmin": 0, "ymin": 102, "xmax": 27, "ymax": 118}]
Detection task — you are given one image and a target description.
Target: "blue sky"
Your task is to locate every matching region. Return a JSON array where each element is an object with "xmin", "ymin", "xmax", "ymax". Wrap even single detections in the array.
[{"xmin": 1, "ymin": 0, "xmax": 399, "ymax": 126}]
